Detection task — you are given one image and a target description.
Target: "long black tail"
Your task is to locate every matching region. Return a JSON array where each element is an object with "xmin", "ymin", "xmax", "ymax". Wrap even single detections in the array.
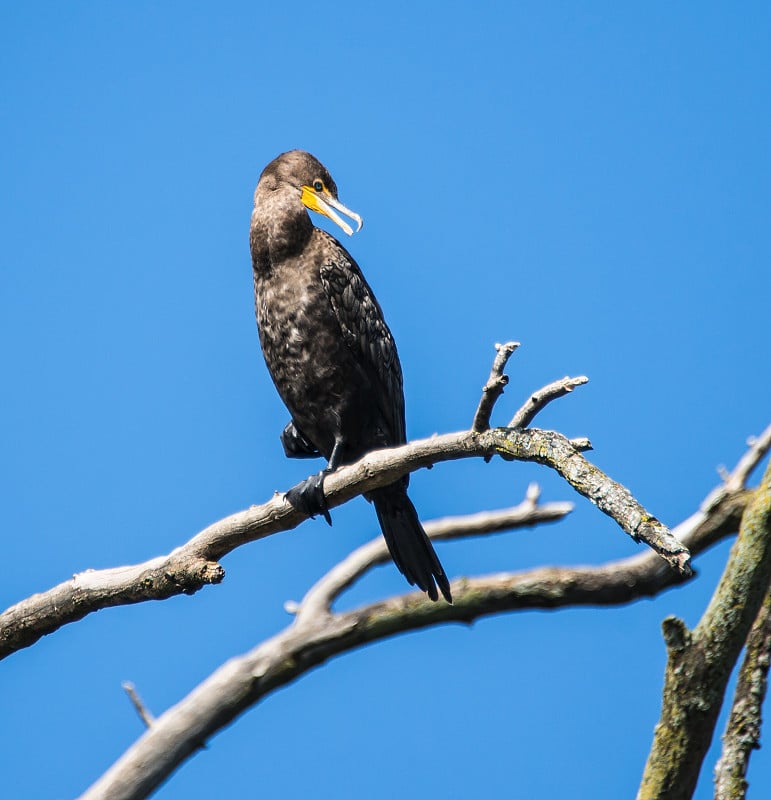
[{"xmin": 372, "ymin": 484, "xmax": 452, "ymax": 603}]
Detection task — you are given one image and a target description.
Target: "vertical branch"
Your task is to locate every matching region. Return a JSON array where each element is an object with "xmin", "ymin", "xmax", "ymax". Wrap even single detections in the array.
[
  {"xmin": 471, "ymin": 341, "xmax": 519, "ymax": 432},
  {"xmin": 714, "ymin": 586, "xmax": 771, "ymax": 799},
  {"xmin": 637, "ymin": 460, "xmax": 771, "ymax": 800}
]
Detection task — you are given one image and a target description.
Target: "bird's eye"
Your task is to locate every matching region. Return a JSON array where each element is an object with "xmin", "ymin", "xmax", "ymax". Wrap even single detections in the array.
[{"xmin": 313, "ymin": 180, "xmax": 324, "ymax": 192}]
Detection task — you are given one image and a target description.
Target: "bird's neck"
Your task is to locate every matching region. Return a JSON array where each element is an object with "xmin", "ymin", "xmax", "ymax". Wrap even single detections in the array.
[{"xmin": 250, "ymin": 190, "xmax": 314, "ymax": 272}]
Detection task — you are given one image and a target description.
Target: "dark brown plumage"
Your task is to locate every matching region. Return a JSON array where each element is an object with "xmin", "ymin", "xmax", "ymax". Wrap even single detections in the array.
[{"xmin": 249, "ymin": 150, "xmax": 451, "ymax": 602}]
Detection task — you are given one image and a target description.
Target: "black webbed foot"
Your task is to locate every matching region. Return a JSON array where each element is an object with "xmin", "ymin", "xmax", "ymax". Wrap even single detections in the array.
[
  {"xmin": 285, "ymin": 470, "xmax": 332, "ymax": 525},
  {"xmin": 281, "ymin": 421, "xmax": 322, "ymax": 459}
]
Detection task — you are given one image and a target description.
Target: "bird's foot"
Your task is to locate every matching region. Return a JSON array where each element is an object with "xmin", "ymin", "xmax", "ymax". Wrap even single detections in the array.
[
  {"xmin": 281, "ymin": 421, "xmax": 322, "ymax": 460},
  {"xmin": 285, "ymin": 470, "xmax": 332, "ymax": 525}
]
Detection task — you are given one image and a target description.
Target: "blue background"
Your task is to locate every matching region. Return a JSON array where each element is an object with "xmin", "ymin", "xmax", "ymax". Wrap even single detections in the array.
[{"xmin": 2, "ymin": 3, "xmax": 770, "ymax": 798}]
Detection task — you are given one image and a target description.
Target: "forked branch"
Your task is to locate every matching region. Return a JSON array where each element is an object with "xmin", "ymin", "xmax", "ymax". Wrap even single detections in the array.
[
  {"xmin": 0, "ymin": 344, "xmax": 689, "ymax": 661},
  {"xmin": 79, "ymin": 440, "xmax": 762, "ymax": 800},
  {"xmin": 637, "ymin": 445, "xmax": 771, "ymax": 800}
]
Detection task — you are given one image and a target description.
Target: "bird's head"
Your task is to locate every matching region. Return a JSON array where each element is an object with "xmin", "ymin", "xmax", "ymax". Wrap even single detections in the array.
[{"xmin": 258, "ymin": 150, "xmax": 363, "ymax": 236}]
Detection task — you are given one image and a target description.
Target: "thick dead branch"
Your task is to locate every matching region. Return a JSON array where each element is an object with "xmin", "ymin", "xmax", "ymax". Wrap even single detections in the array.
[
  {"xmin": 0, "ymin": 426, "xmax": 687, "ymax": 660},
  {"xmin": 637, "ymin": 458, "xmax": 771, "ymax": 800},
  {"xmin": 493, "ymin": 428, "xmax": 691, "ymax": 572},
  {"xmin": 472, "ymin": 341, "xmax": 519, "ymax": 431},
  {"xmin": 78, "ymin": 479, "xmax": 750, "ymax": 800},
  {"xmin": 713, "ymin": 586, "xmax": 771, "ymax": 799},
  {"xmin": 0, "ymin": 557, "xmax": 226, "ymax": 661},
  {"xmin": 509, "ymin": 375, "xmax": 589, "ymax": 429}
]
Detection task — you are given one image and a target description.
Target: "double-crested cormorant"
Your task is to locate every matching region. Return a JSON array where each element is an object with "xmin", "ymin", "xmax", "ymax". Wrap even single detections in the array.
[{"xmin": 250, "ymin": 150, "xmax": 451, "ymax": 602}]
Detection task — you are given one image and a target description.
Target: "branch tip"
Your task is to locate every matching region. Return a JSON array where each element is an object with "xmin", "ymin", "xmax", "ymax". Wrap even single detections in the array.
[
  {"xmin": 569, "ymin": 437, "xmax": 593, "ymax": 452},
  {"xmin": 672, "ymin": 550, "xmax": 693, "ymax": 576},
  {"xmin": 509, "ymin": 375, "xmax": 589, "ymax": 429},
  {"xmin": 122, "ymin": 682, "xmax": 155, "ymax": 728},
  {"xmin": 662, "ymin": 616, "xmax": 691, "ymax": 653},
  {"xmin": 472, "ymin": 341, "xmax": 521, "ymax": 432},
  {"xmin": 525, "ymin": 482, "xmax": 541, "ymax": 505}
]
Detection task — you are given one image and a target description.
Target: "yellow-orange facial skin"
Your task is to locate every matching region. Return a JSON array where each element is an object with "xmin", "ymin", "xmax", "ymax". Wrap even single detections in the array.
[{"xmin": 301, "ymin": 185, "xmax": 363, "ymax": 236}]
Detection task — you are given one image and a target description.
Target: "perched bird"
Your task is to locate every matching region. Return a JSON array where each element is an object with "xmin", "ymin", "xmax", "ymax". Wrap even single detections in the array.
[{"xmin": 250, "ymin": 150, "xmax": 451, "ymax": 602}]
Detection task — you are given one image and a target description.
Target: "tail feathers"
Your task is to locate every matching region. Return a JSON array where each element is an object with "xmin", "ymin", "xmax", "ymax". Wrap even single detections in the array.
[{"xmin": 373, "ymin": 486, "xmax": 452, "ymax": 603}]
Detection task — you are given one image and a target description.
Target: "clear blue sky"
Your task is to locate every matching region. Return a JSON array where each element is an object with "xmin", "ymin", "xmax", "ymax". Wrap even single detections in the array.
[{"xmin": 2, "ymin": 3, "xmax": 770, "ymax": 798}]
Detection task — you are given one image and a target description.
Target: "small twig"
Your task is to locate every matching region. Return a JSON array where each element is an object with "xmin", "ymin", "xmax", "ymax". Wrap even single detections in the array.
[
  {"xmin": 122, "ymin": 682, "xmax": 155, "ymax": 728},
  {"xmin": 725, "ymin": 423, "xmax": 771, "ymax": 494},
  {"xmin": 672, "ymin": 424, "xmax": 771, "ymax": 552},
  {"xmin": 509, "ymin": 375, "xmax": 589, "ymax": 429},
  {"xmin": 472, "ymin": 341, "xmax": 520, "ymax": 432},
  {"xmin": 569, "ymin": 436, "xmax": 593, "ymax": 452},
  {"xmin": 295, "ymin": 488, "xmax": 573, "ymax": 621},
  {"xmin": 703, "ymin": 423, "xmax": 771, "ymax": 514}
]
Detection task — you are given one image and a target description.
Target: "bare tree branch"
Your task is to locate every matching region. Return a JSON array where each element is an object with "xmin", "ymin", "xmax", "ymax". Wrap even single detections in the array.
[
  {"xmin": 78, "ymin": 465, "xmax": 753, "ymax": 800},
  {"xmin": 493, "ymin": 427, "xmax": 691, "ymax": 572},
  {"xmin": 295, "ymin": 484, "xmax": 572, "ymax": 620},
  {"xmin": 637, "ymin": 457, "xmax": 771, "ymax": 800},
  {"xmin": 713, "ymin": 585, "xmax": 771, "ymax": 800},
  {"xmin": 0, "ymin": 426, "xmax": 688, "ymax": 661},
  {"xmin": 509, "ymin": 375, "xmax": 589, "ymax": 429},
  {"xmin": 708, "ymin": 424, "xmax": 771, "ymax": 506},
  {"xmin": 670, "ymin": 424, "xmax": 771, "ymax": 552},
  {"xmin": 472, "ymin": 341, "xmax": 520, "ymax": 432}
]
